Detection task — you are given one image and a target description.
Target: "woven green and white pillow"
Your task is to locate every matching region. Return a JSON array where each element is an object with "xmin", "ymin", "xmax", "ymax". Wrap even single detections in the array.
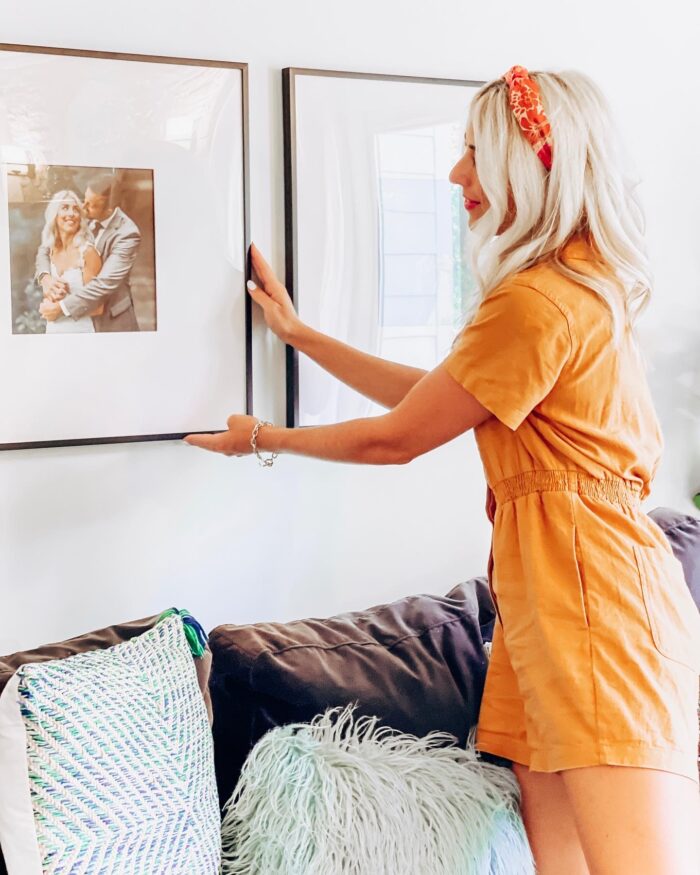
[{"xmin": 0, "ymin": 614, "xmax": 220, "ymax": 874}]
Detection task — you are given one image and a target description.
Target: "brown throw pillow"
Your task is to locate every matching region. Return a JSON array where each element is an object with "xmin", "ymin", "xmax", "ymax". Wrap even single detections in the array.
[{"xmin": 208, "ymin": 579, "xmax": 491, "ymax": 807}]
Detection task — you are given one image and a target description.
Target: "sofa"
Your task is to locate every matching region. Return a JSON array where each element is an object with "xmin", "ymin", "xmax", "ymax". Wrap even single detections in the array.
[{"xmin": 1, "ymin": 505, "xmax": 698, "ymax": 873}]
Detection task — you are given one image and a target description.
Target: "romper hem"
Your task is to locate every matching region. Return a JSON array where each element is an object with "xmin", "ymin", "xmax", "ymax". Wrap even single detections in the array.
[{"xmin": 476, "ymin": 730, "xmax": 699, "ymax": 785}]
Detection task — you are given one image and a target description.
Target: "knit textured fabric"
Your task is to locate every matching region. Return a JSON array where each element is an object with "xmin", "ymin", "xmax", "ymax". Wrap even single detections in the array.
[{"xmin": 1, "ymin": 614, "xmax": 220, "ymax": 873}]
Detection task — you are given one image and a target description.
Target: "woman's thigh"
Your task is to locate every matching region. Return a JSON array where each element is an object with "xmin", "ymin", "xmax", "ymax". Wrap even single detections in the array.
[
  {"xmin": 560, "ymin": 764, "xmax": 700, "ymax": 875},
  {"xmin": 512, "ymin": 762, "xmax": 589, "ymax": 875}
]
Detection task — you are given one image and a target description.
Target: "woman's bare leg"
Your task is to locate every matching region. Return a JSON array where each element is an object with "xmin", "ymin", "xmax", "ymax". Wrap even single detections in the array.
[
  {"xmin": 512, "ymin": 762, "xmax": 590, "ymax": 874},
  {"xmin": 561, "ymin": 765, "xmax": 700, "ymax": 875}
]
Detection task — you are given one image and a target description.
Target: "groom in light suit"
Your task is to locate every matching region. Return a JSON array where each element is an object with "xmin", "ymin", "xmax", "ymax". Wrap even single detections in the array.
[{"xmin": 37, "ymin": 174, "xmax": 141, "ymax": 332}]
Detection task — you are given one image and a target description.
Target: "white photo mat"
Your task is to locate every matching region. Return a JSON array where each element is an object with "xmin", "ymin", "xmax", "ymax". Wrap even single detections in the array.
[
  {"xmin": 283, "ymin": 69, "xmax": 484, "ymax": 427},
  {"xmin": 0, "ymin": 45, "xmax": 250, "ymax": 448}
]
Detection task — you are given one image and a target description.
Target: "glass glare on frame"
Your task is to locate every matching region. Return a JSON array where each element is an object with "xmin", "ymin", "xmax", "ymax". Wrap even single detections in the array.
[
  {"xmin": 285, "ymin": 69, "xmax": 483, "ymax": 426},
  {"xmin": 376, "ymin": 121, "xmax": 474, "ymax": 373}
]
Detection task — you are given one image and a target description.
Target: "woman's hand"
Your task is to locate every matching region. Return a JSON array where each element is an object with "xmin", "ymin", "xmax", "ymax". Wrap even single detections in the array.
[
  {"xmin": 248, "ymin": 243, "xmax": 304, "ymax": 344},
  {"xmin": 40, "ymin": 277, "xmax": 69, "ymax": 301},
  {"xmin": 39, "ymin": 300, "xmax": 63, "ymax": 321},
  {"xmin": 184, "ymin": 414, "xmax": 258, "ymax": 456}
]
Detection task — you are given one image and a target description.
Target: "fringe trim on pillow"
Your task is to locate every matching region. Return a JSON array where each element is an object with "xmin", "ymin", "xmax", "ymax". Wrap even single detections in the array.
[{"xmin": 157, "ymin": 608, "xmax": 208, "ymax": 657}]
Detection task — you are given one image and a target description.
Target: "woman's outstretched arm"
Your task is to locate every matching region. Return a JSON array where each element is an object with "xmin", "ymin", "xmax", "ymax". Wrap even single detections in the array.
[
  {"xmin": 185, "ymin": 364, "xmax": 491, "ymax": 464},
  {"xmin": 249, "ymin": 244, "xmax": 426, "ymax": 409}
]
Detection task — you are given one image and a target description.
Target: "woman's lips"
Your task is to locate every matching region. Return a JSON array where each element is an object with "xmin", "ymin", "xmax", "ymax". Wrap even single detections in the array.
[{"xmin": 464, "ymin": 198, "xmax": 481, "ymax": 211}]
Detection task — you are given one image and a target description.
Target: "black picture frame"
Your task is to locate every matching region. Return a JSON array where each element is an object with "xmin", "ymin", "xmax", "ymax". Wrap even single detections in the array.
[
  {"xmin": 0, "ymin": 43, "xmax": 251, "ymax": 451},
  {"xmin": 282, "ymin": 67, "xmax": 484, "ymax": 427}
]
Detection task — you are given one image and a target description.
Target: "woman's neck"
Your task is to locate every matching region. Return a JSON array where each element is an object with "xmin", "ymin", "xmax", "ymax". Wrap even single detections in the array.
[{"xmin": 56, "ymin": 229, "xmax": 76, "ymax": 251}]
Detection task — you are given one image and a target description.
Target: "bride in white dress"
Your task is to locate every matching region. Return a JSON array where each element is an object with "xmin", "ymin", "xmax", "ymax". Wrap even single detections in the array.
[{"xmin": 38, "ymin": 190, "xmax": 102, "ymax": 334}]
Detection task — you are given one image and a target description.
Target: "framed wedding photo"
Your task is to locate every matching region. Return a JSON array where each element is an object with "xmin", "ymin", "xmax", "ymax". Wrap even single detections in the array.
[
  {"xmin": 282, "ymin": 68, "xmax": 484, "ymax": 427},
  {"xmin": 0, "ymin": 44, "xmax": 250, "ymax": 450}
]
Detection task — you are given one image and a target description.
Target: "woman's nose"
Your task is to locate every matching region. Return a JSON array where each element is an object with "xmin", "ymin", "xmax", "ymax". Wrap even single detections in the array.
[{"xmin": 449, "ymin": 159, "xmax": 467, "ymax": 186}]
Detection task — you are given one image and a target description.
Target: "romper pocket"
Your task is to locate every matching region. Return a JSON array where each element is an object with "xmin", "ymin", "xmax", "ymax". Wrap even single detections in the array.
[
  {"xmin": 633, "ymin": 544, "xmax": 700, "ymax": 672},
  {"xmin": 573, "ymin": 525, "xmax": 591, "ymax": 629}
]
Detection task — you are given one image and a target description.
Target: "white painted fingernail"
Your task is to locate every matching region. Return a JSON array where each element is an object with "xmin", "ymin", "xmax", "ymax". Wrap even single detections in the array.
[{"xmin": 246, "ymin": 280, "xmax": 256, "ymax": 290}]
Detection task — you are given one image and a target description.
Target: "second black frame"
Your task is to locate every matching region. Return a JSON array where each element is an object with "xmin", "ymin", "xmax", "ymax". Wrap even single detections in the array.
[{"xmin": 282, "ymin": 67, "xmax": 484, "ymax": 428}]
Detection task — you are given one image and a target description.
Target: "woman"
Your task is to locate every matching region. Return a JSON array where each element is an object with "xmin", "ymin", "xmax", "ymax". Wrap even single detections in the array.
[
  {"xmin": 186, "ymin": 67, "xmax": 700, "ymax": 874},
  {"xmin": 38, "ymin": 190, "xmax": 102, "ymax": 334}
]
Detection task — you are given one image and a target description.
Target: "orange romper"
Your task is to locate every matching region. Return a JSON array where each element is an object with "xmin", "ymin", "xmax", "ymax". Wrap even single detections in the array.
[{"xmin": 444, "ymin": 237, "xmax": 700, "ymax": 782}]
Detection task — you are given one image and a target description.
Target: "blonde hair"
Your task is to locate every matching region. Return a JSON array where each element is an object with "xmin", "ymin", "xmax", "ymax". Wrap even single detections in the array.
[
  {"xmin": 41, "ymin": 190, "xmax": 92, "ymax": 254},
  {"xmin": 466, "ymin": 69, "xmax": 651, "ymax": 339}
]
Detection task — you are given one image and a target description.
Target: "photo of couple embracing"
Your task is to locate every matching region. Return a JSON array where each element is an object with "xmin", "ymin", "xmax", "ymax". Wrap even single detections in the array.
[{"xmin": 8, "ymin": 164, "xmax": 157, "ymax": 335}]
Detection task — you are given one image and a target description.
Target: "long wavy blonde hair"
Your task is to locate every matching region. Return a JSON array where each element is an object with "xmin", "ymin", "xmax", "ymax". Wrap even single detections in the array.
[
  {"xmin": 40, "ymin": 190, "xmax": 92, "ymax": 254},
  {"xmin": 466, "ymin": 69, "xmax": 651, "ymax": 339}
]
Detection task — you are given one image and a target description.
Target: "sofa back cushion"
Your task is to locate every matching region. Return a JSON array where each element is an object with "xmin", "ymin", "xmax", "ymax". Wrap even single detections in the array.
[
  {"xmin": 649, "ymin": 507, "xmax": 700, "ymax": 609},
  {"xmin": 209, "ymin": 578, "xmax": 491, "ymax": 806}
]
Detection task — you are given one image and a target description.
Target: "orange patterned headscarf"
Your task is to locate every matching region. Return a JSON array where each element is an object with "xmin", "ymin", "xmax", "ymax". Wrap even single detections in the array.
[{"xmin": 503, "ymin": 65, "xmax": 553, "ymax": 171}]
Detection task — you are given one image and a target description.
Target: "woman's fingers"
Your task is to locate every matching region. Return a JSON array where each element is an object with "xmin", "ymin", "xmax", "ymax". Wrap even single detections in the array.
[
  {"xmin": 183, "ymin": 432, "xmax": 223, "ymax": 451},
  {"xmin": 247, "ymin": 280, "xmax": 270, "ymax": 302},
  {"xmin": 248, "ymin": 281, "xmax": 285, "ymax": 334},
  {"xmin": 247, "ymin": 282, "xmax": 280, "ymax": 321},
  {"xmin": 184, "ymin": 432, "xmax": 239, "ymax": 455},
  {"xmin": 248, "ymin": 245, "xmax": 302, "ymax": 343},
  {"xmin": 248, "ymin": 247, "xmax": 288, "ymax": 305},
  {"xmin": 249, "ymin": 243, "xmax": 279, "ymax": 288}
]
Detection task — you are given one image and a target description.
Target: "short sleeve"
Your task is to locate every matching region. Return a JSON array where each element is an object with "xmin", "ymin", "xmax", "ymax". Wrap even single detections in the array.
[{"xmin": 443, "ymin": 282, "xmax": 572, "ymax": 430}]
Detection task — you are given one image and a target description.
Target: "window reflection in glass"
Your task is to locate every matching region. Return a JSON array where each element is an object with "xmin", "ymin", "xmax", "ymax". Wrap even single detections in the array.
[{"xmin": 376, "ymin": 122, "xmax": 474, "ymax": 372}]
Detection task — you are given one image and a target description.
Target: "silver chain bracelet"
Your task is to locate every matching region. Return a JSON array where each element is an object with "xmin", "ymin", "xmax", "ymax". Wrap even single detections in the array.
[{"xmin": 249, "ymin": 419, "xmax": 278, "ymax": 468}]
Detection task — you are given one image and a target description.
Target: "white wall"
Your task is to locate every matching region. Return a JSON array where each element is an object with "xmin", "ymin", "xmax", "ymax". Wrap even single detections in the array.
[{"xmin": 2, "ymin": 0, "xmax": 698, "ymax": 652}]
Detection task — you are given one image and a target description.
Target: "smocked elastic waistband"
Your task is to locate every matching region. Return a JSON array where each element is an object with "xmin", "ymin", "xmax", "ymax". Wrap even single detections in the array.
[{"xmin": 491, "ymin": 470, "xmax": 642, "ymax": 506}]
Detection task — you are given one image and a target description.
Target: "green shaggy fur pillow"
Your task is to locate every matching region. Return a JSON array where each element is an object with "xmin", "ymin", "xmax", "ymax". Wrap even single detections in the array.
[{"xmin": 221, "ymin": 705, "xmax": 534, "ymax": 875}]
